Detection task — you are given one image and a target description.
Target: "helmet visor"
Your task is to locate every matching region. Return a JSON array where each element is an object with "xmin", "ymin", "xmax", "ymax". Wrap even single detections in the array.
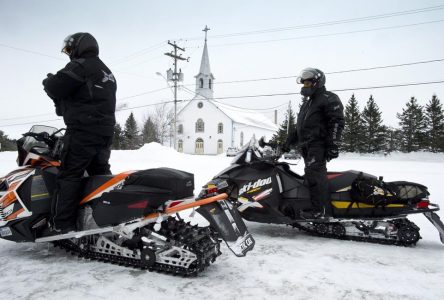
[
  {"xmin": 61, "ymin": 35, "xmax": 73, "ymax": 55},
  {"xmin": 296, "ymin": 69, "xmax": 318, "ymax": 84}
]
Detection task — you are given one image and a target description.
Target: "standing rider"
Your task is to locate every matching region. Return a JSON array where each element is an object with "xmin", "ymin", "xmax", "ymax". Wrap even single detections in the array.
[
  {"xmin": 286, "ymin": 68, "xmax": 344, "ymax": 219},
  {"xmin": 42, "ymin": 32, "xmax": 117, "ymax": 235}
]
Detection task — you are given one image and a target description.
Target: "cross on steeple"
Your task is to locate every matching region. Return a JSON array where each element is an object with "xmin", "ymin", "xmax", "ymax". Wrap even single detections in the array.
[{"xmin": 203, "ymin": 25, "xmax": 210, "ymax": 42}]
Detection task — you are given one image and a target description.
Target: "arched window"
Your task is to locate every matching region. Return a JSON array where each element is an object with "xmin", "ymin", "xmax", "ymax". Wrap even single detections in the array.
[
  {"xmin": 209, "ymin": 79, "xmax": 212, "ymax": 89},
  {"xmin": 195, "ymin": 119, "xmax": 204, "ymax": 133},
  {"xmin": 195, "ymin": 138, "xmax": 204, "ymax": 154},
  {"xmin": 178, "ymin": 124, "xmax": 183, "ymax": 134},
  {"xmin": 199, "ymin": 78, "xmax": 204, "ymax": 88},
  {"xmin": 240, "ymin": 132, "xmax": 244, "ymax": 146},
  {"xmin": 217, "ymin": 122, "xmax": 223, "ymax": 134},
  {"xmin": 178, "ymin": 140, "xmax": 183, "ymax": 153},
  {"xmin": 217, "ymin": 139, "xmax": 223, "ymax": 154}
]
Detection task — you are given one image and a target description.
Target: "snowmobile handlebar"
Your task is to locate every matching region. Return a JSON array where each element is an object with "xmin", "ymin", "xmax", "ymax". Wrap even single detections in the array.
[{"xmin": 22, "ymin": 128, "xmax": 65, "ymax": 148}]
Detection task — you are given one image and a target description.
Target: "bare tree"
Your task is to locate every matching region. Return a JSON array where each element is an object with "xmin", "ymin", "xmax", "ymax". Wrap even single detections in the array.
[{"xmin": 152, "ymin": 103, "xmax": 174, "ymax": 145}]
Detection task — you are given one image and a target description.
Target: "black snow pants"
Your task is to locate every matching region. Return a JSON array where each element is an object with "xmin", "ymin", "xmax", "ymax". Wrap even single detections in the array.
[
  {"xmin": 51, "ymin": 129, "xmax": 112, "ymax": 230},
  {"xmin": 301, "ymin": 146, "xmax": 331, "ymax": 216}
]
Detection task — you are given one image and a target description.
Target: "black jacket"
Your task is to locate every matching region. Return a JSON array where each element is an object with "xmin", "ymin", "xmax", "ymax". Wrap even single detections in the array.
[
  {"xmin": 43, "ymin": 37, "xmax": 116, "ymax": 136},
  {"xmin": 288, "ymin": 86, "xmax": 344, "ymax": 147}
]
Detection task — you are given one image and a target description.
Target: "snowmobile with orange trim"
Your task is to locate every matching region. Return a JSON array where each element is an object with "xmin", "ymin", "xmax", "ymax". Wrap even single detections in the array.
[
  {"xmin": 199, "ymin": 137, "xmax": 444, "ymax": 246},
  {"xmin": 0, "ymin": 125, "xmax": 254, "ymax": 276}
]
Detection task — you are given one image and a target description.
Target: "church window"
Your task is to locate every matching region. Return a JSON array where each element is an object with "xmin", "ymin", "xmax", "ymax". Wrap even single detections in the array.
[
  {"xmin": 217, "ymin": 123, "xmax": 223, "ymax": 134},
  {"xmin": 209, "ymin": 79, "xmax": 212, "ymax": 89},
  {"xmin": 240, "ymin": 132, "xmax": 244, "ymax": 146},
  {"xmin": 199, "ymin": 78, "xmax": 204, "ymax": 88},
  {"xmin": 195, "ymin": 119, "xmax": 205, "ymax": 133},
  {"xmin": 178, "ymin": 124, "xmax": 183, "ymax": 134},
  {"xmin": 198, "ymin": 101, "xmax": 203, "ymax": 109}
]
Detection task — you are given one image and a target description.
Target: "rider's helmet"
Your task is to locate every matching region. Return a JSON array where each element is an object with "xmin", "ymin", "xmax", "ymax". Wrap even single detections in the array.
[
  {"xmin": 61, "ymin": 32, "xmax": 99, "ymax": 59},
  {"xmin": 296, "ymin": 67, "xmax": 326, "ymax": 97}
]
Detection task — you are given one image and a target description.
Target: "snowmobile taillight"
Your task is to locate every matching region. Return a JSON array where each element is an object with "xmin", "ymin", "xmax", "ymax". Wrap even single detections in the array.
[
  {"xmin": 207, "ymin": 187, "xmax": 218, "ymax": 194},
  {"xmin": 416, "ymin": 200, "xmax": 430, "ymax": 209}
]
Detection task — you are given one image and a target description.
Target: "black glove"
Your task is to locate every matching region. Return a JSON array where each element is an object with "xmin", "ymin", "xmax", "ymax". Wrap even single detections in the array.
[
  {"xmin": 281, "ymin": 142, "xmax": 291, "ymax": 153},
  {"xmin": 42, "ymin": 73, "xmax": 54, "ymax": 86},
  {"xmin": 326, "ymin": 143, "xmax": 339, "ymax": 162}
]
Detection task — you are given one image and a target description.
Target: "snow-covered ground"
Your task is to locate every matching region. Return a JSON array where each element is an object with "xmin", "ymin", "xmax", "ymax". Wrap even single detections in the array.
[{"xmin": 1, "ymin": 145, "xmax": 444, "ymax": 300}]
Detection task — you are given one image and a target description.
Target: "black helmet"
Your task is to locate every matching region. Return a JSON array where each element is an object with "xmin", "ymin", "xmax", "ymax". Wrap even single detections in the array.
[
  {"xmin": 296, "ymin": 67, "xmax": 326, "ymax": 88},
  {"xmin": 62, "ymin": 32, "xmax": 99, "ymax": 59}
]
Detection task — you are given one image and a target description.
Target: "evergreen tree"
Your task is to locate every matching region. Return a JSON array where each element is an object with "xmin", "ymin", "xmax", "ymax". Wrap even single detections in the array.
[
  {"xmin": 122, "ymin": 112, "xmax": 140, "ymax": 150},
  {"xmin": 141, "ymin": 117, "xmax": 159, "ymax": 144},
  {"xmin": 342, "ymin": 94, "xmax": 364, "ymax": 152},
  {"xmin": 0, "ymin": 130, "xmax": 17, "ymax": 151},
  {"xmin": 272, "ymin": 104, "xmax": 296, "ymax": 146},
  {"xmin": 112, "ymin": 123, "xmax": 123, "ymax": 150},
  {"xmin": 361, "ymin": 95, "xmax": 387, "ymax": 153},
  {"xmin": 397, "ymin": 97, "xmax": 427, "ymax": 152},
  {"xmin": 386, "ymin": 126, "xmax": 402, "ymax": 152},
  {"xmin": 425, "ymin": 94, "xmax": 444, "ymax": 152}
]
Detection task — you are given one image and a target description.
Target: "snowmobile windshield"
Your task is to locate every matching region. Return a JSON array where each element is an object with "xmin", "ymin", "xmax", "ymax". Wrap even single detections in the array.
[
  {"xmin": 22, "ymin": 125, "xmax": 60, "ymax": 153},
  {"xmin": 231, "ymin": 137, "xmax": 262, "ymax": 165}
]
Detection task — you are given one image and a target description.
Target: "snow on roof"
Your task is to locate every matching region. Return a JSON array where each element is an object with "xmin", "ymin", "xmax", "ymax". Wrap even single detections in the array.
[{"xmin": 210, "ymin": 100, "xmax": 278, "ymax": 131}]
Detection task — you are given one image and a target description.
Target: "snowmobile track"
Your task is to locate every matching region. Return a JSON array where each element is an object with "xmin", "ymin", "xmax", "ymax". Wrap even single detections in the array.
[
  {"xmin": 52, "ymin": 217, "xmax": 222, "ymax": 277},
  {"xmin": 292, "ymin": 218, "xmax": 421, "ymax": 246}
]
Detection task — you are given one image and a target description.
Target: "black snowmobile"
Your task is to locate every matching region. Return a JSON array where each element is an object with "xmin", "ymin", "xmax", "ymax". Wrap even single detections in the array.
[
  {"xmin": 199, "ymin": 137, "xmax": 444, "ymax": 246},
  {"xmin": 0, "ymin": 125, "xmax": 254, "ymax": 276}
]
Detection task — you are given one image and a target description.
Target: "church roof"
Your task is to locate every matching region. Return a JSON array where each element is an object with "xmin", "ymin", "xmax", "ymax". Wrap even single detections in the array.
[
  {"xmin": 196, "ymin": 40, "xmax": 213, "ymax": 77},
  {"xmin": 210, "ymin": 100, "xmax": 278, "ymax": 131}
]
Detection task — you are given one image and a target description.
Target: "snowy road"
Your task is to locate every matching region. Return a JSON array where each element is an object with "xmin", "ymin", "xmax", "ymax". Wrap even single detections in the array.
[{"xmin": 1, "ymin": 145, "xmax": 444, "ymax": 300}]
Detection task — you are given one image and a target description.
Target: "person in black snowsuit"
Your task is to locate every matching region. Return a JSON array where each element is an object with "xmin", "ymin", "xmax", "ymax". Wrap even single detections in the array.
[
  {"xmin": 286, "ymin": 68, "xmax": 344, "ymax": 219},
  {"xmin": 42, "ymin": 32, "xmax": 117, "ymax": 234}
]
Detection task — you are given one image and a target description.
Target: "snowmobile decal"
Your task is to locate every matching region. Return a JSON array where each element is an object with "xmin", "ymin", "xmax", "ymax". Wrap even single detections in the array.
[
  {"xmin": 80, "ymin": 170, "xmax": 136, "ymax": 204},
  {"xmin": 331, "ymin": 201, "xmax": 405, "ymax": 209},
  {"xmin": 239, "ymin": 177, "xmax": 272, "ymax": 195}
]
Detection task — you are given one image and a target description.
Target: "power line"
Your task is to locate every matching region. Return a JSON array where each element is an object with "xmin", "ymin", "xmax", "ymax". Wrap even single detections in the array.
[
  {"xmin": 0, "ymin": 87, "xmax": 172, "ymax": 122},
  {"xmin": 193, "ymin": 19, "xmax": 444, "ymax": 48},
  {"xmin": 179, "ymin": 5, "xmax": 444, "ymax": 40},
  {"xmin": 182, "ymin": 58, "xmax": 444, "ymax": 86},
  {"xmin": 0, "ymin": 43, "xmax": 64, "ymax": 61},
  {"xmin": 180, "ymin": 86, "xmax": 288, "ymax": 111},
  {"xmin": 2, "ymin": 80, "xmax": 443, "ymax": 128},
  {"xmin": 177, "ymin": 80, "xmax": 444, "ymax": 101},
  {"xmin": 111, "ymin": 40, "xmax": 167, "ymax": 65}
]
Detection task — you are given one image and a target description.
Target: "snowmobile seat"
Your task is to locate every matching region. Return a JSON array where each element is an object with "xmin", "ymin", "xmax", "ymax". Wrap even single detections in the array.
[
  {"xmin": 81, "ymin": 175, "xmax": 115, "ymax": 198},
  {"xmin": 123, "ymin": 168, "xmax": 194, "ymax": 200}
]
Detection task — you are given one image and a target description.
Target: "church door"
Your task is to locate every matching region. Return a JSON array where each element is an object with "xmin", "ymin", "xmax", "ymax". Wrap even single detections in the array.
[{"xmin": 195, "ymin": 138, "xmax": 204, "ymax": 154}]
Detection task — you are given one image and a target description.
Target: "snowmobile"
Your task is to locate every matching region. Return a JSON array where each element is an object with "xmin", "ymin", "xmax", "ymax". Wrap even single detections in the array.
[
  {"xmin": 199, "ymin": 137, "xmax": 444, "ymax": 246},
  {"xmin": 0, "ymin": 125, "xmax": 254, "ymax": 276}
]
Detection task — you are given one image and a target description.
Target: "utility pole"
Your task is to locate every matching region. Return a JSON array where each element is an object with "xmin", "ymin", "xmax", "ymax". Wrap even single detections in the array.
[
  {"xmin": 164, "ymin": 41, "xmax": 187, "ymax": 150},
  {"xmin": 286, "ymin": 100, "xmax": 291, "ymax": 135}
]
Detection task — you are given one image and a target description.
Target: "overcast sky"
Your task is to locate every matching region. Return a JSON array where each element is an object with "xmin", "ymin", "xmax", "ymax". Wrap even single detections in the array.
[{"xmin": 1, "ymin": 0, "xmax": 444, "ymax": 138}]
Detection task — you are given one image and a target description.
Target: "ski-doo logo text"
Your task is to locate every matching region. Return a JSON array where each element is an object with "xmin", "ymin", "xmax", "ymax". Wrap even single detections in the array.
[{"xmin": 239, "ymin": 177, "xmax": 272, "ymax": 195}]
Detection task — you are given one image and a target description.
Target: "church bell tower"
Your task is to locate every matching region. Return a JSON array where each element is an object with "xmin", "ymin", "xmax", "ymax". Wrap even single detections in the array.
[{"xmin": 195, "ymin": 25, "xmax": 215, "ymax": 100}]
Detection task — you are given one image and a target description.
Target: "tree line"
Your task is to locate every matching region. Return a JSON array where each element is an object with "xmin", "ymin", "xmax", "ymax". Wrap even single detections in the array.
[
  {"xmin": 273, "ymin": 94, "xmax": 444, "ymax": 153},
  {"xmin": 112, "ymin": 103, "xmax": 174, "ymax": 150}
]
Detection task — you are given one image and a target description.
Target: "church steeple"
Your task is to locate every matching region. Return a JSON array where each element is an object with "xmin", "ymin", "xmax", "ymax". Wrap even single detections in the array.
[{"xmin": 195, "ymin": 25, "xmax": 214, "ymax": 99}]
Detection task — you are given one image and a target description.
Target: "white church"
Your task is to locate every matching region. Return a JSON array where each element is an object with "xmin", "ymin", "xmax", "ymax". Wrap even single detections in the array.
[{"xmin": 176, "ymin": 31, "xmax": 278, "ymax": 155}]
